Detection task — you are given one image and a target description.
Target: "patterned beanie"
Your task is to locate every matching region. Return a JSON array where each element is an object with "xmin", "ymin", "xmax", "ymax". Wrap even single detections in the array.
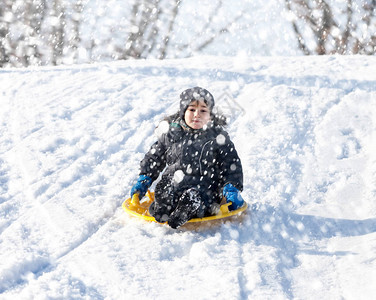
[{"xmin": 179, "ymin": 87, "xmax": 215, "ymax": 119}]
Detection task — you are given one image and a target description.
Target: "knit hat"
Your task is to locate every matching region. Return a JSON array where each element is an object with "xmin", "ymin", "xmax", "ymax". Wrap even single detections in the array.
[{"xmin": 179, "ymin": 87, "xmax": 215, "ymax": 119}]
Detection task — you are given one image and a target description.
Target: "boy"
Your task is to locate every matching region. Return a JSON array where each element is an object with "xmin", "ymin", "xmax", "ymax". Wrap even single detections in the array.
[{"xmin": 131, "ymin": 87, "xmax": 244, "ymax": 228}]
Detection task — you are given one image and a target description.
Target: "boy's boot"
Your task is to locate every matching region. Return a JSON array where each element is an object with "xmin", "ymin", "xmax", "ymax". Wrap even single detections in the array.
[
  {"xmin": 149, "ymin": 176, "xmax": 176, "ymax": 223},
  {"xmin": 168, "ymin": 188, "xmax": 201, "ymax": 229}
]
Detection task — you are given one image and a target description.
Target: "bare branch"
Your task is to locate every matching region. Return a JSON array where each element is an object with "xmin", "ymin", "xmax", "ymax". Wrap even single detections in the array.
[
  {"xmin": 286, "ymin": 0, "xmax": 376, "ymax": 55},
  {"xmin": 285, "ymin": 0, "xmax": 311, "ymax": 55},
  {"xmin": 158, "ymin": 0, "xmax": 181, "ymax": 59}
]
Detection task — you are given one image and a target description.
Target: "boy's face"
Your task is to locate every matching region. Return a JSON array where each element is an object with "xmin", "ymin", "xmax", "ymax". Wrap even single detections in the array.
[{"xmin": 184, "ymin": 100, "xmax": 211, "ymax": 129}]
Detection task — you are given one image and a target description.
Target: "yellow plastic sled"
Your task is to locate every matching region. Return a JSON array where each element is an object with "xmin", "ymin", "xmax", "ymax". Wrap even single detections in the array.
[{"xmin": 122, "ymin": 190, "xmax": 248, "ymax": 224}]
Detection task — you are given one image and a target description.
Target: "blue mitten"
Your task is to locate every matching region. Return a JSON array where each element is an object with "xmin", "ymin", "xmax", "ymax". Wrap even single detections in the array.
[
  {"xmin": 223, "ymin": 183, "xmax": 244, "ymax": 211},
  {"xmin": 130, "ymin": 175, "xmax": 152, "ymax": 199}
]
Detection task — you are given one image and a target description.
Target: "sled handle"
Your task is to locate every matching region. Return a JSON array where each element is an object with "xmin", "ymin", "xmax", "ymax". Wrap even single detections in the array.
[
  {"xmin": 130, "ymin": 193, "xmax": 140, "ymax": 207},
  {"xmin": 130, "ymin": 190, "xmax": 153, "ymax": 207},
  {"xmin": 146, "ymin": 189, "xmax": 153, "ymax": 200},
  {"xmin": 220, "ymin": 202, "xmax": 231, "ymax": 214}
]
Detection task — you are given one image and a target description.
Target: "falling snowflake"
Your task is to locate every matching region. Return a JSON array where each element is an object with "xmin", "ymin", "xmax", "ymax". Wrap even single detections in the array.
[
  {"xmin": 155, "ymin": 120, "xmax": 169, "ymax": 138},
  {"xmin": 216, "ymin": 134, "xmax": 226, "ymax": 145},
  {"xmin": 173, "ymin": 170, "xmax": 185, "ymax": 183}
]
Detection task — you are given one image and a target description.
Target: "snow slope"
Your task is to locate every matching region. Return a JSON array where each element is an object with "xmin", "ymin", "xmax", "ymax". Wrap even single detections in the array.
[{"xmin": 1, "ymin": 56, "xmax": 376, "ymax": 299}]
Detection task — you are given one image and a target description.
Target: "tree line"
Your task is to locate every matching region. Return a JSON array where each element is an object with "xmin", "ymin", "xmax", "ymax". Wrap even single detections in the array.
[{"xmin": 0, "ymin": 0, "xmax": 375, "ymax": 68}]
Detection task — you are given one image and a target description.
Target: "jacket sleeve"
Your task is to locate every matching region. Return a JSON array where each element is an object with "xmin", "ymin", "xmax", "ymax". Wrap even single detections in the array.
[
  {"xmin": 216, "ymin": 131, "xmax": 243, "ymax": 191},
  {"xmin": 139, "ymin": 133, "xmax": 168, "ymax": 182}
]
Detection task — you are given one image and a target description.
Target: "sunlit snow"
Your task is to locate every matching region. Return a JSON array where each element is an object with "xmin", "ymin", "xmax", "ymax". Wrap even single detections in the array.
[{"xmin": 0, "ymin": 55, "xmax": 376, "ymax": 299}]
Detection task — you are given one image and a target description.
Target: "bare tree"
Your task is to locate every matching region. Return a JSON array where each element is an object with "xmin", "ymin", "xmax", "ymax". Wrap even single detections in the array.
[
  {"xmin": 119, "ymin": 0, "xmax": 181, "ymax": 60},
  {"xmin": 117, "ymin": 0, "xmax": 247, "ymax": 60},
  {"xmin": 49, "ymin": 0, "xmax": 65, "ymax": 65},
  {"xmin": 0, "ymin": 1, "xmax": 11, "ymax": 67},
  {"xmin": 182, "ymin": 1, "xmax": 244, "ymax": 54},
  {"xmin": 70, "ymin": 1, "xmax": 84, "ymax": 61},
  {"xmin": 158, "ymin": 0, "xmax": 180, "ymax": 59},
  {"xmin": 0, "ymin": 0, "xmax": 46, "ymax": 67},
  {"xmin": 0, "ymin": 0, "xmax": 84, "ymax": 67},
  {"xmin": 120, "ymin": 0, "xmax": 162, "ymax": 59},
  {"xmin": 354, "ymin": 0, "xmax": 376, "ymax": 54},
  {"xmin": 285, "ymin": 0, "xmax": 376, "ymax": 55},
  {"xmin": 0, "ymin": 0, "xmax": 253, "ymax": 67}
]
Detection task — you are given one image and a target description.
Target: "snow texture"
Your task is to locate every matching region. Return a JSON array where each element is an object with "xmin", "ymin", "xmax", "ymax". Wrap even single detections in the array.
[{"xmin": 1, "ymin": 55, "xmax": 376, "ymax": 299}]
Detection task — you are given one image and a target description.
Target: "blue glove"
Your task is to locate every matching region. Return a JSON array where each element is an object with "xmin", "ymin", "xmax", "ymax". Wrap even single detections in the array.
[
  {"xmin": 130, "ymin": 175, "xmax": 152, "ymax": 199},
  {"xmin": 223, "ymin": 183, "xmax": 244, "ymax": 211}
]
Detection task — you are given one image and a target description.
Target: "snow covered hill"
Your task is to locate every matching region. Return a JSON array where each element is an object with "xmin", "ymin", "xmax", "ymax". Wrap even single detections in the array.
[{"xmin": 1, "ymin": 56, "xmax": 376, "ymax": 299}]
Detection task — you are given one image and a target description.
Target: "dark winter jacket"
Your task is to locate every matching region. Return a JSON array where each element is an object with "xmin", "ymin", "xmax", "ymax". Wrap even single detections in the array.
[{"xmin": 139, "ymin": 115, "xmax": 243, "ymax": 210}]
